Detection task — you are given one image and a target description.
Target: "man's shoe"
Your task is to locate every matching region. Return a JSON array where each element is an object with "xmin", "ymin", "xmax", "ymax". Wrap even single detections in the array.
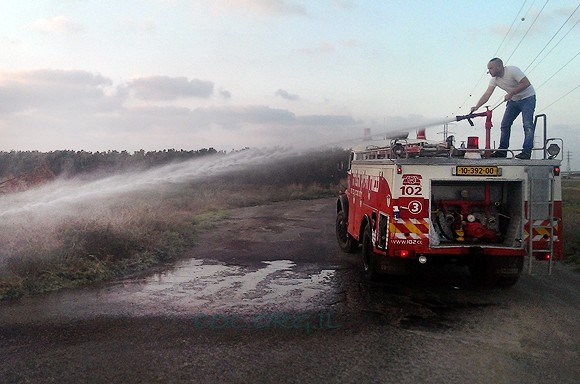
[
  {"xmin": 515, "ymin": 152, "xmax": 531, "ymax": 159},
  {"xmin": 490, "ymin": 151, "xmax": 507, "ymax": 158}
]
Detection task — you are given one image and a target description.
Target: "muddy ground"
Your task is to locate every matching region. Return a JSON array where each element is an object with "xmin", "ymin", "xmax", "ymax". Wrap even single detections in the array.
[{"xmin": 0, "ymin": 197, "xmax": 579, "ymax": 383}]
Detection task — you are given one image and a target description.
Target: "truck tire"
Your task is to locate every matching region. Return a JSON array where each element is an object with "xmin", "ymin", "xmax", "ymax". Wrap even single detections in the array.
[
  {"xmin": 336, "ymin": 211, "xmax": 358, "ymax": 253},
  {"xmin": 361, "ymin": 223, "xmax": 378, "ymax": 281},
  {"xmin": 495, "ymin": 256, "xmax": 523, "ymax": 288},
  {"xmin": 469, "ymin": 255, "xmax": 522, "ymax": 287}
]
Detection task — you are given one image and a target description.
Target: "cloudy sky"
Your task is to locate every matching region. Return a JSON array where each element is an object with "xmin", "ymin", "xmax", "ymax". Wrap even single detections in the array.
[{"xmin": 0, "ymin": 1, "xmax": 578, "ymax": 166}]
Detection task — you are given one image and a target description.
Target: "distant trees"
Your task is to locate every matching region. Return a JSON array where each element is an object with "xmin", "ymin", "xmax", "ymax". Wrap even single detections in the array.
[
  {"xmin": 0, "ymin": 147, "xmax": 351, "ymax": 191},
  {"xmin": 0, "ymin": 148, "xmax": 222, "ymax": 179}
]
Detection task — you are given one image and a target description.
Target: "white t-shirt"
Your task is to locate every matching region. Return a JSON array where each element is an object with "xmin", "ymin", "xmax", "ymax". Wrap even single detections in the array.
[{"xmin": 489, "ymin": 66, "xmax": 535, "ymax": 100}]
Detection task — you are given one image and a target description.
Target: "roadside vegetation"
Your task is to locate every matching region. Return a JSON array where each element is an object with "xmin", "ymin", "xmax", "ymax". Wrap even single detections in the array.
[
  {"xmin": 562, "ymin": 178, "xmax": 580, "ymax": 271},
  {"xmin": 0, "ymin": 148, "xmax": 349, "ymax": 300}
]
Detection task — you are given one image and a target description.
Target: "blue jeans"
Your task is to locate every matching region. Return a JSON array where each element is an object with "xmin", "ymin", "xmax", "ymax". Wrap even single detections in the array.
[{"xmin": 498, "ymin": 95, "xmax": 536, "ymax": 153}]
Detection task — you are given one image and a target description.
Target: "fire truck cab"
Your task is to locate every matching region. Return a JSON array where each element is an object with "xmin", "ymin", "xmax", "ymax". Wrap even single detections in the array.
[{"xmin": 336, "ymin": 114, "xmax": 563, "ymax": 287}]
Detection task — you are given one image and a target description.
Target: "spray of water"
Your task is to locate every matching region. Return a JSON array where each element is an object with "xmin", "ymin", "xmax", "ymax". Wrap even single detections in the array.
[
  {"xmin": 0, "ymin": 116, "xmax": 457, "ymax": 220},
  {"xmin": 0, "ymin": 146, "xmax": 302, "ymax": 265},
  {"xmin": 323, "ymin": 116, "xmax": 459, "ymax": 148},
  {"xmin": 370, "ymin": 117, "xmax": 458, "ymax": 140},
  {"xmin": 0, "ymin": 147, "xmax": 295, "ymax": 219},
  {"xmin": 0, "ymin": 115, "xmax": 459, "ymax": 267}
]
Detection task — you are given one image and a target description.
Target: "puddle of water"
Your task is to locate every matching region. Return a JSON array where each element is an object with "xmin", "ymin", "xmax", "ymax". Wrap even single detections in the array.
[
  {"xmin": 0, "ymin": 258, "xmax": 338, "ymax": 324},
  {"xmin": 107, "ymin": 259, "xmax": 336, "ymax": 315}
]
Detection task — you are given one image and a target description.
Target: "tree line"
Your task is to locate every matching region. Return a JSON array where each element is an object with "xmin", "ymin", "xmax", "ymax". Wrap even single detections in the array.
[
  {"xmin": 0, "ymin": 148, "xmax": 222, "ymax": 179},
  {"xmin": 0, "ymin": 147, "xmax": 350, "ymax": 186}
]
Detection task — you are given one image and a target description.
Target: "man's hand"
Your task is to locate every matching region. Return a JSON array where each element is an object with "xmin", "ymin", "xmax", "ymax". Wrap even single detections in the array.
[
  {"xmin": 504, "ymin": 93, "xmax": 513, "ymax": 101},
  {"xmin": 470, "ymin": 106, "xmax": 477, "ymax": 113}
]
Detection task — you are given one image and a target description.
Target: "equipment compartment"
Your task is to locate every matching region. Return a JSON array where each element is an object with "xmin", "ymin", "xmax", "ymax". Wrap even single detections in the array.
[{"xmin": 430, "ymin": 180, "xmax": 523, "ymax": 248}]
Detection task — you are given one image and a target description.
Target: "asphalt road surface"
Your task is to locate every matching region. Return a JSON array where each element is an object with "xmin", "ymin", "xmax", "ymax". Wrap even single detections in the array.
[{"xmin": 1, "ymin": 197, "xmax": 579, "ymax": 384}]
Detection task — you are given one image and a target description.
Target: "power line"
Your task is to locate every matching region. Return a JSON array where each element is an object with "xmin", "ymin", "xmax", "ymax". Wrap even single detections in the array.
[
  {"xmin": 455, "ymin": 1, "xmax": 579, "ymax": 116},
  {"xmin": 486, "ymin": 0, "xmax": 547, "ymax": 109},
  {"xmin": 537, "ymin": 50, "xmax": 580, "ymax": 90},
  {"xmin": 452, "ymin": 0, "xmax": 530, "ymax": 115},
  {"xmin": 538, "ymin": 83, "xmax": 580, "ymax": 113},
  {"xmin": 494, "ymin": 0, "xmax": 530, "ymax": 59},
  {"xmin": 528, "ymin": 18, "xmax": 580, "ymax": 75},
  {"xmin": 491, "ymin": 5, "xmax": 579, "ymax": 111},
  {"xmin": 525, "ymin": 2, "xmax": 580, "ymax": 74},
  {"xmin": 505, "ymin": 0, "xmax": 550, "ymax": 63}
]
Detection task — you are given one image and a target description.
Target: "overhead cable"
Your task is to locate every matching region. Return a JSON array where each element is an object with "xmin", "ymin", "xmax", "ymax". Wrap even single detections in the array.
[
  {"xmin": 536, "ymin": 50, "xmax": 580, "ymax": 89},
  {"xmin": 505, "ymin": 0, "xmax": 550, "ymax": 63},
  {"xmin": 527, "ymin": 13, "xmax": 580, "ymax": 75},
  {"xmin": 452, "ymin": 0, "xmax": 529, "ymax": 116},
  {"xmin": 538, "ymin": 84, "xmax": 580, "ymax": 112}
]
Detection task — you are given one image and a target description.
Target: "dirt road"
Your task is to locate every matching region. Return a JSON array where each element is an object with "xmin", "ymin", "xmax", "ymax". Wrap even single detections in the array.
[{"xmin": 1, "ymin": 197, "xmax": 579, "ymax": 383}]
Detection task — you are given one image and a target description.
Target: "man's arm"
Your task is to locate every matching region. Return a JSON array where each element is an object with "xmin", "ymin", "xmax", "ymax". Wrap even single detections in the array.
[
  {"xmin": 471, "ymin": 85, "xmax": 495, "ymax": 113},
  {"xmin": 504, "ymin": 76, "xmax": 531, "ymax": 101}
]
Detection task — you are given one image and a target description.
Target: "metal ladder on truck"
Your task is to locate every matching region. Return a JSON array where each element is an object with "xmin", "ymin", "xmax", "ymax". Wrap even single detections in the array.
[{"xmin": 526, "ymin": 166, "xmax": 556, "ymax": 275}]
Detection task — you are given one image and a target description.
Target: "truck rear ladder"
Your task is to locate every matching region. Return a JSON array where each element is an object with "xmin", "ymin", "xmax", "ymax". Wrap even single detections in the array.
[{"xmin": 527, "ymin": 166, "xmax": 556, "ymax": 275}]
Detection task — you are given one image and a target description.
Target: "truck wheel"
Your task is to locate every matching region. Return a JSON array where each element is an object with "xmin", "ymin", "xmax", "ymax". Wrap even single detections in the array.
[
  {"xmin": 361, "ymin": 224, "xmax": 378, "ymax": 281},
  {"xmin": 495, "ymin": 256, "xmax": 523, "ymax": 288},
  {"xmin": 336, "ymin": 211, "xmax": 358, "ymax": 253}
]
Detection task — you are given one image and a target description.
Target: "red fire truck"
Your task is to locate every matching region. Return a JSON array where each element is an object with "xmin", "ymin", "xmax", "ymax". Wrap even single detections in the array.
[{"xmin": 336, "ymin": 112, "xmax": 563, "ymax": 287}]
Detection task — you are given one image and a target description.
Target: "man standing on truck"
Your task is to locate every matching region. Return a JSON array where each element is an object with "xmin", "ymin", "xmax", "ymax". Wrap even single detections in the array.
[{"xmin": 471, "ymin": 57, "xmax": 536, "ymax": 159}]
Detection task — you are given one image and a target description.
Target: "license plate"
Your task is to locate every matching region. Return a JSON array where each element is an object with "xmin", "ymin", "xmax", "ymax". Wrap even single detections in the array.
[{"xmin": 455, "ymin": 166, "xmax": 500, "ymax": 176}]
